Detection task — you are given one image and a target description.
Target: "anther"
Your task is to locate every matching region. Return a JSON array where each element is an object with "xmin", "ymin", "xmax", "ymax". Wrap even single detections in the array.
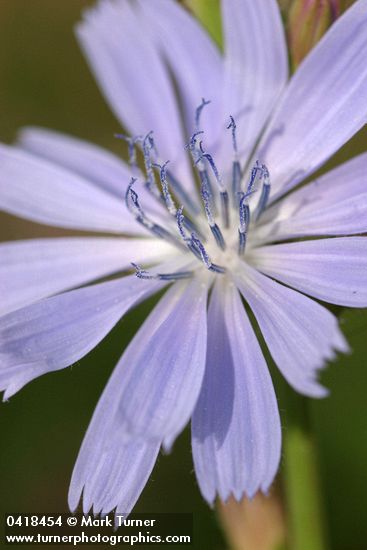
[
  {"xmin": 132, "ymin": 263, "xmax": 193, "ymax": 281},
  {"xmin": 176, "ymin": 207, "xmax": 188, "ymax": 242},
  {"xmin": 245, "ymin": 161, "xmax": 263, "ymax": 195},
  {"xmin": 126, "ymin": 178, "xmax": 183, "ymax": 248},
  {"xmin": 177, "ymin": 207, "xmax": 202, "ymax": 260},
  {"xmin": 201, "ymin": 181, "xmax": 214, "ymax": 226},
  {"xmin": 197, "ymin": 142, "xmax": 223, "ymax": 189},
  {"xmin": 195, "ymin": 98, "xmax": 211, "ymax": 131},
  {"xmin": 239, "ymin": 192, "xmax": 251, "ymax": 233},
  {"xmin": 227, "ymin": 117, "xmax": 242, "ymax": 205},
  {"xmin": 186, "ymin": 131, "xmax": 204, "ymax": 161},
  {"xmin": 254, "ymin": 164, "xmax": 271, "ymax": 221},
  {"xmin": 211, "ymin": 224, "xmax": 226, "ymax": 250},
  {"xmin": 231, "ymin": 161, "xmax": 242, "ymax": 206},
  {"xmin": 201, "ymin": 181, "xmax": 226, "ymax": 250},
  {"xmin": 115, "ymin": 133, "xmax": 142, "ymax": 170},
  {"xmin": 227, "ymin": 116, "xmax": 238, "ymax": 155},
  {"xmin": 142, "ymin": 131, "xmax": 159, "ymax": 194},
  {"xmin": 125, "ymin": 178, "xmax": 150, "ymax": 225},
  {"xmin": 220, "ymin": 191, "xmax": 230, "ymax": 229},
  {"xmin": 154, "ymin": 160, "xmax": 176, "ymax": 216},
  {"xmin": 197, "ymin": 141, "xmax": 229, "ymax": 225},
  {"xmin": 190, "ymin": 234, "xmax": 226, "ymax": 274},
  {"xmin": 187, "ymin": 132, "xmax": 215, "ymax": 204},
  {"xmin": 154, "ymin": 163, "xmax": 202, "ymax": 236},
  {"xmin": 237, "ymin": 191, "xmax": 251, "ymax": 256},
  {"xmin": 238, "ymin": 230, "xmax": 247, "ymax": 256}
]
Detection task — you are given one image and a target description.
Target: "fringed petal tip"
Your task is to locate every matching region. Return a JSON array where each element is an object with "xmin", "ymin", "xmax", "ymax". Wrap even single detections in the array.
[
  {"xmin": 162, "ymin": 442, "xmax": 173, "ymax": 455},
  {"xmin": 67, "ymin": 486, "xmax": 82, "ymax": 516},
  {"xmin": 205, "ymin": 482, "xmax": 279, "ymax": 509},
  {"xmin": 68, "ymin": 440, "xmax": 160, "ymax": 520},
  {"xmin": 0, "ymin": 368, "xmax": 37, "ymax": 402},
  {"xmin": 2, "ymin": 386, "xmax": 22, "ymax": 403},
  {"xmin": 235, "ymin": 262, "xmax": 351, "ymax": 399},
  {"xmin": 192, "ymin": 280, "xmax": 281, "ymax": 513}
]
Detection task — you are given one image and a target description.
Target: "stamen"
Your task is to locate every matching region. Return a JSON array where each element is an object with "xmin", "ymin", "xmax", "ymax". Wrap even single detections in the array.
[
  {"xmin": 186, "ymin": 131, "xmax": 204, "ymax": 162},
  {"xmin": 211, "ymin": 224, "xmax": 226, "ymax": 251},
  {"xmin": 186, "ymin": 132, "xmax": 215, "ymax": 205},
  {"xmin": 220, "ymin": 191, "xmax": 230, "ymax": 229},
  {"xmin": 227, "ymin": 116, "xmax": 238, "ymax": 155},
  {"xmin": 155, "ymin": 162, "xmax": 203, "ymax": 236},
  {"xmin": 190, "ymin": 234, "xmax": 226, "ymax": 274},
  {"xmin": 200, "ymin": 180, "xmax": 214, "ymax": 226},
  {"xmin": 115, "ymin": 133, "xmax": 142, "ymax": 169},
  {"xmin": 254, "ymin": 164, "xmax": 271, "ymax": 221},
  {"xmin": 121, "ymin": 102, "xmax": 272, "ymax": 280},
  {"xmin": 238, "ymin": 191, "xmax": 251, "ymax": 256},
  {"xmin": 125, "ymin": 178, "xmax": 147, "ymax": 222},
  {"xmin": 142, "ymin": 131, "xmax": 159, "ymax": 194},
  {"xmin": 239, "ymin": 192, "xmax": 251, "ymax": 234},
  {"xmin": 245, "ymin": 161, "xmax": 263, "ymax": 195},
  {"xmin": 125, "ymin": 178, "xmax": 183, "ymax": 248},
  {"xmin": 176, "ymin": 206, "xmax": 188, "ymax": 242},
  {"xmin": 190, "ymin": 233, "xmax": 211, "ymax": 268},
  {"xmin": 177, "ymin": 207, "xmax": 220, "ymax": 267},
  {"xmin": 195, "ymin": 98, "xmax": 211, "ymax": 131},
  {"xmin": 132, "ymin": 263, "xmax": 193, "ymax": 281},
  {"xmin": 166, "ymin": 169, "xmax": 201, "ymax": 216},
  {"xmin": 182, "ymin": 215, "xmax": 204, "ymax": 239},
  {"xmin": 227, "ymin": 117, "xmax": 242, "ymax": 204},
  {"xmin": 141, "ymin": 133, "xmax": 199, "ymax": 217},
  {"xmin": 154, "ymin": 160, "xmax": 176, "ymax": 215},
  {"xmin": 238, "ymin": 230, "xmax": 247, "ymax": 256},
  {"xmin": 201, "ymin": 181, "xmax": 226, "ymax": 250},
  {"xmin": 236, "ymin": 161, "xmax": 263, "ymax": 247},
  {"xmin": 196, "ymin": 141, "xmax": 230, "ymax": 227},
  {"xmin": 177, "ymin": 207, "xmax": 202, "ymax": 259},
  {"xmin": 197, "ymin": 141, "xmax": 223, "ymax": 189},
  {"xmin": 231, "ymin": 161, "xmax": 242, "ymax": 206}
]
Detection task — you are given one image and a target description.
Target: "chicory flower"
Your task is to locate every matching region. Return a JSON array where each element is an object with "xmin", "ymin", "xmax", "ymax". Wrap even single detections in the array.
[{"xmin": 0, "ymin": 0, "xmax": 366, "ymax": 514}]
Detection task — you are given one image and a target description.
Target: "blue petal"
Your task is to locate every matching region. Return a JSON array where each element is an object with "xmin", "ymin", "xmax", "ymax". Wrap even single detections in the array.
[
  {"xmin": 17, "ymin": 127, "xmax": 168, "ymax": 221},
  {"xmin": 235, "ymin": 263, "xmax": 349, "ymax": 397},
  {"xmin": 18, "ymin": 126, "xmax": 135, "ymax": 199},
  {"xmin": 0, "ymin": 144, "xmax": 139, "ymax": 234},
  {"xmin": 137, "ymin": 0, "xmax": 223, "ymax": 146},
  {"xmin": 257, "ymin": 0, "xmax": 367, "ymax": 200},
  {"xmin": 107, "ymin": 278, "xmax": 208, "ymax": 443},
  {"xmin": 69, "ymin": 431, "xmax": 160, "ymax": 516},
  {"xmin": 0, "ymin": 275, "xmax": 165, "ymax": 399},
  {"xmin": 222, "ymin": 0, "xmax": 288, "ymax": 164},
  {"xmin": 192, "ymin": 279, "xmax": 281, "ymax": 504},
  {"xmin": 0, "ymin": 237, "xmax": 172, "ymax": 316},
  {"xmin": 250, "ymin": 237, "xmax": 367, "ymax": 307},
  {"xmin": 76, "ymin": 0, "xmax": 193, "ymax": 190},
  {"xmin": 256, "ymin": 153, "xmax": 367, "ymax": 243}
]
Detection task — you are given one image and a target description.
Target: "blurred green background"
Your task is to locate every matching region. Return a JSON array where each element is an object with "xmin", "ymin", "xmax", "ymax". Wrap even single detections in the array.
[{"xmin": 0, "ymin": 2, "xmax": 366, "ymax": 549}]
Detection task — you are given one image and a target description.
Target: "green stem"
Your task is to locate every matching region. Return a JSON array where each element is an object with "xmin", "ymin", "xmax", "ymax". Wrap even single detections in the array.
[{"xmin": 283, "ymin": 391, "xmax": 329, "ymax": 550}]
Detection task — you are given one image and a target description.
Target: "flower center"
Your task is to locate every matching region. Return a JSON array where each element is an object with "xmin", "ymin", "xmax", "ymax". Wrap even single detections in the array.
[{"xmin": 120, "ymin": 100, "xmax": 271, "ymax": 282}]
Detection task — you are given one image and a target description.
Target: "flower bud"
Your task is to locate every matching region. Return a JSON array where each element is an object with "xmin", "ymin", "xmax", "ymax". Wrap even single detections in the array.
[{"xmin": 288, "ymin": 1, "xmax": 340, "ymax": 67}]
